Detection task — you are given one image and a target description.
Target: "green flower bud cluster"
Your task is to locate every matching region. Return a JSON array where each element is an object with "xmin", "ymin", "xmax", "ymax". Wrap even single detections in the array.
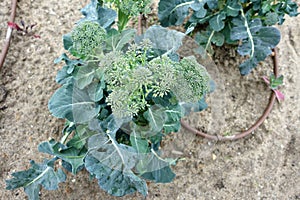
[
  {"xmin": 173, "ymin": 56, "xmax": 211, "ymax": 103},
  {"xmin": 118, "ymin": 0, "xmax": 152, "ymax": 16},
  {"xmin": 98, "ymin": 41, "xmax": 211, "ymax": 118},
  {"xmin": 71, "ymin": 21, "xmax": 106, "ymax": 58},
  {"xmin": 105, "ymin": 0, "xmax": 152, "ymax": 16}
]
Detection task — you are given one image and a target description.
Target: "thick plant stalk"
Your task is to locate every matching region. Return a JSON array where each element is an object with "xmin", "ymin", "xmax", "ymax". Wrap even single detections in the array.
[
  {"xmin": 181, "ymin": 48, "xmax": 279, "ymax": 141},
  {"xmin": 0, "ymin": 0, "xmax": 18, "ymax": 71}
]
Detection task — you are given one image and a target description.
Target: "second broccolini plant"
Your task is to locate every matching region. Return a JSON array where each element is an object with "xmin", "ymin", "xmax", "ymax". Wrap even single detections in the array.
[{"xmin": 158, "ymin": 0, "xmax": 299, "ymax": 75}]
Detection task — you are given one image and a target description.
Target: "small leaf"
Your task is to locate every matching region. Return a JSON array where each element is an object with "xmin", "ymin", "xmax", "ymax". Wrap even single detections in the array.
[
  {"xmin": 55, "ymin": 66, "xmax": 73, "ymax": 85},
  {"xmin": 6, "ymin": 159, "xmax": 66, "ymax": 200},
  {"xmin": 105, "ymin": 29, "xmax": 136, "ymax": 52},
  {"xmin": 141, "ymin": 25, "xmax": 185, "ymax": 56},
  {"xmin": 209, "ymin": 12, "xmax": 226, "ymax": 31},
  {"xmin": 74, "ymin": 64, "xmax": 98, "ymax": 89},
  {"xmin": 67, "ymin": 125, "xmax": 97, "ymax": 149},
  {"xmin": 143, "ymin": 105, "xmax": 166, "ymax": 136},
  {"xmin": 7, "ymin": 21, "xmax": 22, "ymax": 31},
  {"xmin": 138, "ymin": 150, "xmax": 176, "ymax": 183},
  {"xmin": 163, "ymin": 104, "xmax": 183, "ymax": 134},
  {"xmin": 226, "ymin": 1, "xmax": 242, "ymax": 17},
  {"xmin": 270, "ymin": 74, "xmax": 284, "ymax": 89},
  {"xmin": 274, "ymin": 89, "xmax": 285, "ymax": 102},
  {"xmin": 87, "ymin": 81, "xmax": 104, "ymax": 102},
  {"xmin": 158, "ymin": 0, "xmax": 192, "ymax": 27},
  {"xmin": 211, "ymin": 32, "xmax": 225, "ymax": 46},
  {"xmin": 38, "ymin": 139, "xmax": 87, "ymax": 174},
  {"xmin": 78, "ymin": 0, "xmax": 117, "ymax": 29},
  {"xmin": 265, "ymin": 12, "xmax": 278, "ymax": 26},
  {"xmin": 62, "ymin": 33, "xmax": 73, "ymax": 51}
]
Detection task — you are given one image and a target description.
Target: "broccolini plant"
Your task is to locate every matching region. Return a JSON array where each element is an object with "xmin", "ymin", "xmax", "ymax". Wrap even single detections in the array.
[
  {"xmin": 6, "ymin": 0, "xmax": 213, "ymax": 199},
  {"xmin": 158, "ymin": 0, "xmax": 299, "ymax": 75}
]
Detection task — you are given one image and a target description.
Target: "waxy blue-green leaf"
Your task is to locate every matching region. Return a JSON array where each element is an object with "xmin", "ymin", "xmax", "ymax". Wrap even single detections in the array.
[
  {"xmin": 141, "ymin": 25, "xmax": 185, "ymax": 55},
  {"xmin": 6, "ymin": 159, "xmax": 66, "ymax": 200},
  {"xmin": 48, "ymin": 81, "xmax": 100, "ymax": 123},
  {"xmin": 138, "ymin": 150, "xmax": 176, "ymax": 183},
  {"xmin": 38, "ymin": 139, "xmax": 86, "ymax": 174},
  {"xmin": 163, "ymin": 104, "xmax": 183, "ymax": 134},
  {"xmin": 158, "ymin": 0, "xmax": 192, "ymax": 27},
  {"xmin": 86, "ymin": 131, "xmax": 147, "ymax": 196},
  {"xmin": 55, "ymin": 66, "xmax": 73, "ymax": 85},
  {"xmin": 62, "ymin": 33, "xmax": 73, "ymax": 51},
  {"xmin": 105, "ymin": 29, "xmax": 136, "ymax": 52},
  {"xmin": 226, "ymin": 0, "xmax": 242, "ymax": 17},
  {"xmin": 78, "ymin": 0, "xmax": 117, "ymax": 29},
  {"xmin": 54, "ymin": 54, "xmax": 83, "ymax": 84},
  {"xmin": 74, "ymin": 63, "xmax": 98, "ymax": 89},
  {"xmin": 142, "ymin": 105, "xmax": 166, "ymax": 136},
  {"xmin": 67, "ymin": 125, "xmax": 97, "ymax": 149},
  {"xmin": 85, "ymin": 155, "xmax": 148, "ymax": 196},
  {"xmin": 87, "ymin": 81, "xmax": 105, "ymax": 102},
  {"xmin": 209, "ymin": 12, "xmax": 226, "ymax": 31},
  {"xmin": 181, "ymin": 97, "xmax": 208, "ymax": 115},
  {"xmin": 230, "ymin": 16, "xmax": 281, "ymax": 75}
]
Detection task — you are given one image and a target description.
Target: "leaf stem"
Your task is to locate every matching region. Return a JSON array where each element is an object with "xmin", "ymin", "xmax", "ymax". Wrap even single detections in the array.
[
  {"xmin": 205, "ymin": 30, "xmax": 215, "ymax": 52},
  {"xmin": 171, "ymin": 1, "xmax": 195, "ymax": 13},
  {"xmin": 240, "ymin": 9, "xmax": 254, "ymax": 58},
  {"xmin": 24, "ymin": 167, "xmax": 51, "ymax": 187}
]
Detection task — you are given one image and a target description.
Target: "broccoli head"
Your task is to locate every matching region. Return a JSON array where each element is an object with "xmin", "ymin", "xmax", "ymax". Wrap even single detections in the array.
[{"xmin": 71, "ymin": 21, "xmax": 106, "ymax": 58}]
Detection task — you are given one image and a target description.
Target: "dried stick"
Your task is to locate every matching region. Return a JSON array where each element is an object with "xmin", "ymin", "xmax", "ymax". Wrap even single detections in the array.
[{"xmin": 0, "ymin": 0, "xmax": 18, "ymax": 71}]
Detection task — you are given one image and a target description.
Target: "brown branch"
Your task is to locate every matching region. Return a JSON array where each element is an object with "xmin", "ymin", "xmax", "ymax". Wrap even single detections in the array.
[
  {"xmin": 181, "ymin": 48, "xmax": 279, "ymax": 141},
  {"xmin": 0, "ymin": 0, "xmax": 18, "ymax": 71}
]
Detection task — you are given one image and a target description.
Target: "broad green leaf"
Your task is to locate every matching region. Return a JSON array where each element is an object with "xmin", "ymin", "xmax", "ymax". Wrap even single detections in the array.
[
  {"xmin": 55, "ymin": 66, "xmax": 73, "ymax": 85},
  {"xmin": 6, "ymin": 159, "xmax": 66, "ymax": 200},
  {"xmin": 163, "ymin": 104, "xmax": 183, "ymax": 134},
  {"xmin": 181, "ymin": 97, "xmax": 208, "ymax": 115},
  {"xmin": 158, "ymin": 0, "xmax": 192, "ymax": 27},
  {"xmin": 87, "ymin": 81, "xmax": 104, "ymax": 102},
  {"xmin": 78, "ymin": 0, "xmax": 117, "ymax": 29},
  {"xmin": 130, "ymin": 133, "xmax": 149, "ymax": 154},
  {"xmin": 265, "ymin": 12, "xmax": 278, "ymax": 26},
  {"xmin": 67, "ymin": 125, "xmax": 97, "ymax": 149},
  {"xmin": 105, "ymin": 29, "xmax": 136, "ymax": 52},
  {"xmin": 143, "ymin": 105, "xmax": 166, "ymax": 136},
  {"xmin": 141, "ymin": 25, "xmax": 185, "ymax": 55},
  {"xmin": 86, "ymin": 132, "xmax": 148, "ymax": 196},
  {"xmin": 54, "ymin": 53, "xmax": 83, "ymax": 72},
  {"xmin": 138, "ymin": 149, "xmax": 176, "ymax": 183},
  {"xmin": 74, "ymin": 63, "xmax": 98, "ymax": 89},
  {"xmin": 54, "ymin": 54, "xmax": 83, "ymax": 84},
  {"xmin": 62, "ymin": 33, "xmax": 73, "ymax": 51},
  {"xmin": 230, "ymin": 14, "xmax": 280, "ymax": 75},
  {"xmin": 38, "ymin": 139, "xmax": 87, "ymax": 174},
  {"xmin": 226, "ymin": 0, "xmax": 242, "ymax": 17},
  {"xmin": 211, "ymin": 32, "xmax": 225, "ymax": 46},
  {"xmin": 209, "ymin": 12, "xmax": 226, "ymax": 31},
  {"xmin": 48, "ymin": 81, "xmax": 100, "ymax": 123},
  {"xmin": 85, "ymin": 155, "xmax": 148, "ymax": 197}
]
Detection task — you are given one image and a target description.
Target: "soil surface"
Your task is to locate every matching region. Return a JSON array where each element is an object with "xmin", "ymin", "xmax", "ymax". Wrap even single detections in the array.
[{"xmin": 1, "ymin": 0, "xmax": 299, "ymax": 199}]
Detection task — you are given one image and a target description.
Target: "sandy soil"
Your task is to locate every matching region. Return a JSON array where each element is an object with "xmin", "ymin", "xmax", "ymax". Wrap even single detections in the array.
[{"xmin": 0, "ymin": 0, "xmax": 299, "ymax": 199}]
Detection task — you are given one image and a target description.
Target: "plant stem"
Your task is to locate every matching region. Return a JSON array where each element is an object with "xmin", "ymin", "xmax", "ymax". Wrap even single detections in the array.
[{"xmin": 0, "ymin": 0, "xmax": 18, "ymax": 71}]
